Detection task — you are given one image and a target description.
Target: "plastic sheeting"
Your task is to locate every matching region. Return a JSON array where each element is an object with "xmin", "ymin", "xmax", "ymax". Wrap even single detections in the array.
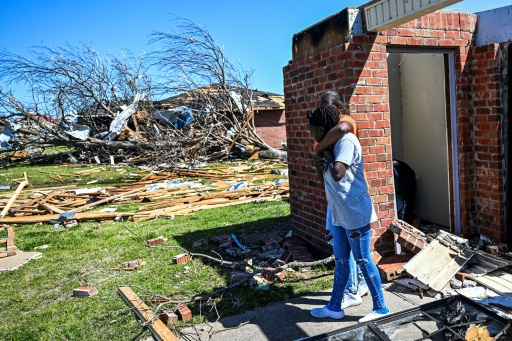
[
  {"xmin": 103, "ymin": 93, "xmax": 145, "ymax": 141},
  {"xmin": 0, "ymin": 120, "xmax": 21, "ymax": 151},
  {"xmin": 60, "ymin": 111, "xmax": 90, "ymax": 141},
  {"xmin": 152, "ymin": 106, "xmax": 194, "ymax": 129}
]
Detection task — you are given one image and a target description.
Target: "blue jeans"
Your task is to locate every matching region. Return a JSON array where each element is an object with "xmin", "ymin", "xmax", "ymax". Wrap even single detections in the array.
[
  {"xmin": 326, "ymin": 205, "xmax": 362, "ymax": 294},
  {"xmin": 327, "ymin": 223, "xmax": 388, "ymax": 313}
]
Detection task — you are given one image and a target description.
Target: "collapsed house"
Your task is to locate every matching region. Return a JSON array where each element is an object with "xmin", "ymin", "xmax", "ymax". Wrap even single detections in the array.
[
  {"xmin": 158, "ymin": 85, "xmax": 287, "ymax": 149},
  {"xmin": 283, "ymin": 3, "xmax": 512, "ymax": 256},
  {"xmin": 0, "ymin": 84, "xmax": 287, "ymax": 165}
]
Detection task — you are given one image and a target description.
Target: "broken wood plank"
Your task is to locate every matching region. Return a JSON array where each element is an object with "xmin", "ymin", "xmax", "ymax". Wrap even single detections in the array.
[
  {"xmin": 118, "ymin": 286, "xmax": 178, "ymax": 341},
  {"xmin": 0, "ymin": 173, "xmax": 29, "ymax": 219},
  {"xmin": 38, "ymin": 201, "xmax": 65, "ymax": 214},
  {"xmin": 71, "ymin": 187, "xmax": 144, "ymax": 213},
  {"xmin": 0, "ymin": 226, "xmax": 16, "ymax": 258},
  {"xmin": 0, "ymin": 211, "xmax": 135, "ymax": 224}
]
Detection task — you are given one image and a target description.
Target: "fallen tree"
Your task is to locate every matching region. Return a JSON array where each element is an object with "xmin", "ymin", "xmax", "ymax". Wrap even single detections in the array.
[{"xmin": 0, "ymin": 20, "xmax": 286, "ymax": 166}]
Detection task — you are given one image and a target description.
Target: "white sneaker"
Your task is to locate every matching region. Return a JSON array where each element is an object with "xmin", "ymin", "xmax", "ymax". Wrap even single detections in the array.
[
  {"xmin": 358, "ymin": 310, "xmax": 390, "ymax": 323},
  {"xmin": 357, "ymin": 277, "xmax": 368, "ymax": 297},
  {"xmin": 341, "ymin": 292, "xmax": 363, "ymax": 309},
  {"xmin": 357, "ymin": 281, "xmax": 369, "ymax": 297},
  {"xmin": 310, "ymin": 306, "xmax": 345, "ymax": 319}
]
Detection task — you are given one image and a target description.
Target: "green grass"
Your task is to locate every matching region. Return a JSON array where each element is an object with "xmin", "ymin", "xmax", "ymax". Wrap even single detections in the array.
[{"xmin": 0, "ymin": 200, "xmax": 333, "ymax": 341}]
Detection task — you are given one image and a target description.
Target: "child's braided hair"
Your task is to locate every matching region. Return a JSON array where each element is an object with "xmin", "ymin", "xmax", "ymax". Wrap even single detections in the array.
[{"xmin": 307, "ymin": 104, "xmax": 340, "ymax": 136}]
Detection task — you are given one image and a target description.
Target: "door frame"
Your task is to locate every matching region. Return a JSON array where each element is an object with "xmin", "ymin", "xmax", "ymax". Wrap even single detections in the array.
[{"xmin": 386, "ymin": 47, "xmax": 461, "ymax": 234}]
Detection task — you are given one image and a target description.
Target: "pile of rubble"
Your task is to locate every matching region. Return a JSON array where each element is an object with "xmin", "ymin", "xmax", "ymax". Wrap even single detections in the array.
[{"xmin": 378, "ymin": 219, "xmax": 512, "ymax": 320}]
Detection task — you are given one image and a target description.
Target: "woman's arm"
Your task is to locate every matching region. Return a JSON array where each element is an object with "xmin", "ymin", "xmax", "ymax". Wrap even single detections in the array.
[
  {"xmin": 314, "ymin": 120, "xmax": 353, "ymax": 157},
  {"xmin": 324, "ymin": 150, "xmax": 347, "ymax": 182}
]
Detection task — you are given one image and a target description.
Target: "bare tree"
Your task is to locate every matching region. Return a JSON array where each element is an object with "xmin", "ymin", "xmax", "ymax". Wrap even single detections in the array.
[
  {"xmin": 150, "ymin": 19, "xmax": 286, "ymax": 160},
  {"xmin": 0, "ymin": 43, "xmax": 180, "ymax": 157},
  {"xmin": 0, "ymin": 21, "xmax": 286, "ymax": 165}
]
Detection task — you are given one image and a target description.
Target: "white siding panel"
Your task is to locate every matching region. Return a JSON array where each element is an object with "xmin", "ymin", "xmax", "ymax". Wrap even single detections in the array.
[{"xmin": 364, "ymin": 0, "xmax": 462, "ymax": 32}]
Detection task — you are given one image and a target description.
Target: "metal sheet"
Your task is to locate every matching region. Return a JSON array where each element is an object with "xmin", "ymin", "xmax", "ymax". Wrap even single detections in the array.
[
  {"xmin": 403, "ymin": 231, "xmax": 474, "ymax": 291},
  {"xmin": 464, "ymin": 250, "xmax": 512, "ymax": 277},
  {"xmin": 473, "ymin": 270, "xmax": 512, "ymax": 299}
]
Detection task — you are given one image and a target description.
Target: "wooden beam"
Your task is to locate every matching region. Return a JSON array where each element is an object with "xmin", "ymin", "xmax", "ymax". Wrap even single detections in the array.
[
  {"xmin": 0, "ymin": 177, "xmax": 29, "ymax": 219},
  {"xmin": 0, "ymin": 211, "xmax": 135, "ymax": 224},
  {"xmin": 71, "ymin": 187, "xmax": 144, "ymax": 213},
  {"xmin": 118, "ymin": 286, "xmax": 178, "ymax": 341}
]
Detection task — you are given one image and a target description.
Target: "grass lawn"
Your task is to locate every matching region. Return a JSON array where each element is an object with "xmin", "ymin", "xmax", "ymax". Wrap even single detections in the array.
[{"xmin": 0, "ymin": 164, "xmax": 333, "ymax": 341}]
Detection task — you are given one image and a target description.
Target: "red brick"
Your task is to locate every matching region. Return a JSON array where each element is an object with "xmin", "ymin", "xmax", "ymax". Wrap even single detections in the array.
[
  {"xmin": 230, "ymin": 272, "xmax": 254, "ymax": 286},
  {"xmin": 455, "ymin": 272, "xmax": 469, "ymax": 283},
  {"xmin": 159, "ymin": 311, "xmax": 178, "ymax": 325},
  {"xmin": 277, "ymin": 250, "xmax": 292, "ymax": 266},
  {"xmin": 210, "ymin": 235, "xmax": 231, "ymax": 245},
  {"xmin": 377, "ymin": 254, "xmax": 413, "ymax": 281},
  {"xmin": 172, "ymin": 253, "xmax": 191, "ymax": 265},
  {"xmin": 372, "ymin": 251, "xmax": 382, "ymax": 265},
  {"xmin": 175, "ymin": 304, "xmax": 192, "ymax": 321},
  {"xmin": 147, "ymin": 236, "xmax": 165, "ymax": 247},
  {"xmin": 73, "ymin": 286, "xmax": 98, "ymax": 298},
  {"xmin": 262, "ymin": 267, "xmax": 286, "ymax": 282}
]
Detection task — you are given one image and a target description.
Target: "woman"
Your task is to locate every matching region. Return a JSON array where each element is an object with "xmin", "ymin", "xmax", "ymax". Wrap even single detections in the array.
[{"xmin": 308, "ymin": 104, "xmax": 389, "ymax": 322}]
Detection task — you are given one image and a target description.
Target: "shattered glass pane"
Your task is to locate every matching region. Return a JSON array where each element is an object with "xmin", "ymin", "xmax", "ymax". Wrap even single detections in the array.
[
  {"xmin": 378, "ymin": 312, "xmax": 445, "ymax": 340},
  {"xmin": 320, "ymin": 326, "xmax": 381, "ymax": 341}
]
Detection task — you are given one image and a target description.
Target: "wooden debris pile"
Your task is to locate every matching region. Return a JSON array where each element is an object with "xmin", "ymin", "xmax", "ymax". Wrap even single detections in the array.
[{"xmin": 0, "ymin": 162, "xmax": 289, "ymax": 225}]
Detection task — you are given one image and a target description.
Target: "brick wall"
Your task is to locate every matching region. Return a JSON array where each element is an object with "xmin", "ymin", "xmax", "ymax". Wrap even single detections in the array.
[
  {"xmin": 470, "ymin": 43, "xmax": 508, "ymax": 241},
  {"xmin": 254, "ymin": 109, "xmax": 287, "ymax": 149},
  {"xmin": 283, "ymin": 11, "xmax": 510, "ymax": 255}
]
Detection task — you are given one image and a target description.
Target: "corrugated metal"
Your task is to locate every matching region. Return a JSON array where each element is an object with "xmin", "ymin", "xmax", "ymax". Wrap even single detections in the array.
[
  {"xmin": 473, "ymin": 271, "xmax": 512, "ymax": 299},
  {"xmin": 364, "ymin": 0, "xmax": 463, "ymax": 32},
  {"xmin": 404, "ymin": 231, "xmax": 474, "ymax": 291}
]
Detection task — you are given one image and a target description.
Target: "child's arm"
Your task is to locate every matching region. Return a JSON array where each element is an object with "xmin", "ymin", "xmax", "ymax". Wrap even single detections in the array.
[{"xmin": 314, "ymin": 120, "xmax": 353, "ymax": 157}]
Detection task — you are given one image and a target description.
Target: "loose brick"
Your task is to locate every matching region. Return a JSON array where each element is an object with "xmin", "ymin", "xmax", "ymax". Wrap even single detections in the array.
[
  {"xmin": 277, "ymin": 250, "xmax": 292, "ymax": 266},
  {"xmin": 172, "ymin": 253, "xmax": 191, "ymax": 265},
  {"xmin": 455, "ymin": 272, "xmax": 469, "ymax": 283},
  {"xmin": 175, "ymin": 304, "xmax": 192, "ymax": 321},
  {"xmin": 262, "ymin": 267, "xmax": 286, "ymax": 282},
  {"xmin": 495, "ymin": 243, "xmax": 508, "ymax": 253},
  {"xmin": 159, "ymin": 311, "xmax": 178, "ymax": 325},
  {"xmin": 486, "ymin": 245, "xmax": 500, "ymax": 254},
  {"xmin": 377, "ymin": 254, "xmax": 413, "ymax": 281},
  {"xmin": 147, "ymin": 236, "xmax": 165, "ymax": 247},
  {"xmin": 73, "ymin": 286, "xmax": 98, "ymax": 298},
  {"xmin": 229, "ymin": 272, "xmax": 254, "ymax": 286},
  {"xmin": 371, "ymin": 251, "xmax": 382, "ymax": 265}
]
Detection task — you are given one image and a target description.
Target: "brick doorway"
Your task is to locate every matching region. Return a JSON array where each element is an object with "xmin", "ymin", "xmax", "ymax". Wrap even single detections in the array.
[{"xmin": 387, "ymin": 48, "xmax": 460, "ymax": 234}]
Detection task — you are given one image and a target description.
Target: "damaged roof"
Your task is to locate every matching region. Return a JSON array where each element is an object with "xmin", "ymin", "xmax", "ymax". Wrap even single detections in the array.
[{"xmin": 159, "ymin": 85, "xmax": 284, "ymax": 111}]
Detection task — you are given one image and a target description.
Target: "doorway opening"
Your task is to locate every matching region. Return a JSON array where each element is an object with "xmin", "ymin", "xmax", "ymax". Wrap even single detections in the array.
[{"xmin": 387, "ymin": 48, "xmax": 460, "ymax": 233}]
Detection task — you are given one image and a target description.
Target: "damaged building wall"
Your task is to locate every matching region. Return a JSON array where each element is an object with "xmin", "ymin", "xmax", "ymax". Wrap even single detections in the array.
[
  {"xmin": 253, "ymin": 109, "xmax": 287, "ymax": 149},
  {"xmin": 469, "ymin": 43, "xmax": 507, "ymax": 241},
  {"xmin": 282, "ymin": 9, "xmax": 511, "ymax": 255}
]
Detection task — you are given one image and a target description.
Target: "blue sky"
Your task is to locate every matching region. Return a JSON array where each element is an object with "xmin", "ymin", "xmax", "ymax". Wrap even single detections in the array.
[{"xmin": 0, "ymin": 0, "xmax": 510, "ymax": 96}]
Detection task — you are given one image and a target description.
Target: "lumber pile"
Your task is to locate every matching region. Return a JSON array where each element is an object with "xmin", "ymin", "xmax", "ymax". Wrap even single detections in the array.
[{"xmin": 0, "ymin": 162, "xmax": 289, "ymax": 225}]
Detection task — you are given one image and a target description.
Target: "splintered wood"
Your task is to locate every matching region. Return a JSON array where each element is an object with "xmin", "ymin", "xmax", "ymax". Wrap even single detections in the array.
[{"xmin": 0, "ymin": 162, "xmax": 289, "ymax": 224}]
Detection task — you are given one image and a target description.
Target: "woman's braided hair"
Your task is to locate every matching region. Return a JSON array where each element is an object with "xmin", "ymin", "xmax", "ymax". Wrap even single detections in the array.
[{"xmin": 307, "ymin": 104, "xmax": 340, "ymax": 135}]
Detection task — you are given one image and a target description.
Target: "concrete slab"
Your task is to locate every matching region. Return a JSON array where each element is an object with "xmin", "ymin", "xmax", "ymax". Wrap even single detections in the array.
[
  {"xmin": 177, "ymin": 283, "xmax": 437, "ymax": 341},
  {"xmin": 0, "ymin": 250, "xmax": 42, "ymax": 272}
]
